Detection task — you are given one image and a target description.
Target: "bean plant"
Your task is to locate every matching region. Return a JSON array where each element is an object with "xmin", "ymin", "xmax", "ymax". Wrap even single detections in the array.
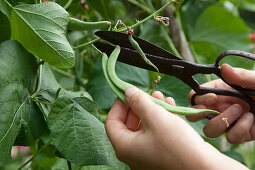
[{"xmin": 0, "ymin": 0, "xmax": 254, "ymax": 169}]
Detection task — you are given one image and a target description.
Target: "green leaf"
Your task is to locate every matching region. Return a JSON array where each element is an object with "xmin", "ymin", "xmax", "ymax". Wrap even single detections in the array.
[
  {"xmin": 73, "ymin": 97, "xmax": 101, "ymax": 120},
  {"xmin": 37, "ymin": 63, "xmax": 92, "ymax": 117},
  {"xmin": 0, "ymin": 11, "xmax": 11, "ymax": 43},
  {"xmin": 14, "ymin": 99, "xmax": 47, "ymax": 146},
  {"xmin": 86, "ymin": 60, "xmax": 150, "ymax": 109},
  {"xmin": 189, "ymin": 5, "xmax": 253, "ymax": 69},
  {"xmin": 0, "ymin": 0, "xmax": 11, "ymax": 18},
  {"xmin": 0, "ymin": 40, "xmax": 38, "ymax": 165},
  {"xmin": 47, "ymin": 97, "xmax": 125, "ymax": 168},
  {"xmin": 10, "ymin": 2, "xmax": 75, "ymax": 68}
]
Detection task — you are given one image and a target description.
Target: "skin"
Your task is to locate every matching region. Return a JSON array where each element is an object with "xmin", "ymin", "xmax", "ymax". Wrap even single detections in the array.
[
  {"xmin": 187, "ymin": 64, "xmax": 255, "ymax": 144},
  {"xmin": 105, "ymin": 86, "xmax": 248, "ymax": 170}
]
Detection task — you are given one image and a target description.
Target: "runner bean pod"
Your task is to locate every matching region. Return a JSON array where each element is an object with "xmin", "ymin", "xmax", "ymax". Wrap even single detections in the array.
[
  {"xmin": 128, "ymin": 34, "xmax": 160, "ymax": 73},
  {"xmin": 102, "ymin": 53, "xmax": 127, "ymax": 103},
  {"xmin": 104, "ymin": 45, "xmax": 219, "ymax": 115},
  {"xmin": 68, "ymin": 17, "xmax": 111, "ymax": 31}
]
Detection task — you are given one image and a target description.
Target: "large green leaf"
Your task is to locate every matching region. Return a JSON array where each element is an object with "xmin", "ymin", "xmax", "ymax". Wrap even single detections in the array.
[
  {"xmin": 10, "ymin": 2, "xmax": 75, "ymax": 68},
  {"xmin": 0, "ymin": 40, "xmax": 38, "ymax": 165},
  {"xmin": 86, "ymin": 60, "xmax": 150, "ymax": 109},
  {"xmin": 0, "ymin": 0, "xmax": 11, "ymax": 18},
  {"xmin": 47, "ymin": 97, "xmax": 126, "ymax": 168},
  {"xmin": 0, "ymin": 11, "xmax": 11, "ymax": 43},
  {"xmin": 188, "ymin": 5, "xmax": 253, "ymax": 69}
]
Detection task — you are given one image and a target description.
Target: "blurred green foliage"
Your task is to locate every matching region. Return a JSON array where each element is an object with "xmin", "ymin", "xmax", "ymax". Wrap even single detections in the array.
[{"xmin": 0, "ymin": 0, "xmax": 254, "ymax": 169}]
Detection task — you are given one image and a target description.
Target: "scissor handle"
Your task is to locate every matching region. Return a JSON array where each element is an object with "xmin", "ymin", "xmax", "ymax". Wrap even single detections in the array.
[
  {"xmin": 215, "ymin": 50, "xmax": 255, "ymax": 67},
  {"xmin": 215, "ymin": 50, "xmax": 255, "ymax": 96},
  {"xmin": 190, "ymin": 87, "xmax": 255, "ymax": 119}
]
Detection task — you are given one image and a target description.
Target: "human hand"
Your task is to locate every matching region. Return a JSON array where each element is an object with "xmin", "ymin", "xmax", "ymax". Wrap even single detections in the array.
[
  {"xmin": 105, "ymin": 86, "xmax": 247, "ymax": 170},
  {"xmin": 188, "ymin": 64, "xmax": 255, "ymax": 144}
]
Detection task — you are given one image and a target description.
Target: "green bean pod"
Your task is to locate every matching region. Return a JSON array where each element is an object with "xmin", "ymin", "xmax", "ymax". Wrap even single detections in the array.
[
  {"xmin": 68, "ymin": 17, "xmax": 111, "ymax": 31},
  {"xmin": 128, "ymin": 34, "xmax": 159, "ymax": 73},
  {"xmin": 106, "ymin": 45, "xmax": 219, "ymax": 115},
  {"xmin": 102, "ymin": 53, "xmax": 127, "ymax": 104}
]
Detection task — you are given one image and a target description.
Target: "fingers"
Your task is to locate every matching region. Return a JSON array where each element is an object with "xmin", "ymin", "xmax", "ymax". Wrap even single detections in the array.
[
  {"xmin": 165, "ymin": 97, "xmax": 176, "ymax": 106},
  {"xmin": 152, "ymin": 91, "xmax": 176, "ymax": 105},
  {"xmin": 151, "ymin": 91, "xmax": 164, "ymax": 101},
  {"xmin": 186, "ymin": 105, "xmax": 208, "ymax": 122},
  {"xmin": 221, "ymin": 64, "xmax": 255, "ymax": 90},
  {"xmin": 125, "ymin": 87, "xmax": 170, "ymax": 129},
  {"xmin": 203, "ymin": 104, "xmax": 242, "ymax": 138},
  {"xmin": 105, "ymin": 98, "xmax": 131, "ymax": 148},
  {"xmin": 188, "ymin": 79, "xmax": 228, "ymax": 105},
  {"xmin": 189, "ymin": 93, "xmax": 218, "ymax": 106},
  {"xmin": 226, "ymin": 112, "xmax": 254, "ymax": 144},
  {"xmin": 125, "ymin": 110, "xmax": 140, "ymax": 131}
]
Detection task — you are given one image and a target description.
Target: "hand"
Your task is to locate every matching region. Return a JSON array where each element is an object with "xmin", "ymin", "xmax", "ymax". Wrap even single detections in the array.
[
  {"xmin": 188, "ymin": 64, "xmax": 255, "ymax": 144},
  {"xmin": 105, "ymin": 86, "xmax": 247, "ymax": 170}
]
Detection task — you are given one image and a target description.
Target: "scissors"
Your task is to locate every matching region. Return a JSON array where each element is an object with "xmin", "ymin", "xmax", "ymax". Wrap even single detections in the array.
[{"xmin": 93, "ymin": 30, "xmax": 255, "ymax": 119}]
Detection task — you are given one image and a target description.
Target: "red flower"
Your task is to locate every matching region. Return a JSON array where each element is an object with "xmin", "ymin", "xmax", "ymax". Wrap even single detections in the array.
[{"xmin": 250, "ymin": 33, "xmax": 255, "ymax": 42}]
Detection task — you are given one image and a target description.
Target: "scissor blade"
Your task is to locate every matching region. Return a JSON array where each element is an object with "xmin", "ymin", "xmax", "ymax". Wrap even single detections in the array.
[
  {"xmin": 95, "ymin": 31, "xmax": 181, "ymax": 60},
  {"xmin": 94, "ymin": 41, "xmax": 182, "ymax": 75}
]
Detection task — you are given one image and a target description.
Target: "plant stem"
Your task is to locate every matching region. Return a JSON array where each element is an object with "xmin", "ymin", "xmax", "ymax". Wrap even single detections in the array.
[
  {"xmin": 73, "ymin": 1, "xmax": 173, "ymax": 50},
  {"xmin": 18, "ymin": 141, "xmax": 51, "ymax": 170},
  {"xmin": 34, "ymin": 98, "xmax": 52, "ymax": 105},
  {"xmin": 73, "ymin": 37, "xmax": 101, "ymax": 50},
  {"xmin": 67, "ymin": 161, "xmax": 72, "ymax": 170},
  {"xmin": 50, "ymin": 66, "xmax": 75, "ymax": 79},
  {"xmin": 31, "ymin": 61, "xmax": 43, "ymax": 98},
  {"xmin": 3, "ymin": 0, "xmax": 12, "ymax": 7},
  {"xmin": 64, "ymin": 0, "xmax": 73, "ymax": 9},
  {"xmin": 161, "ymin": 26, "xmax": 182, "ymax": 59},
  {"xmin": 117, "ymin": 0, "xmax": 173, "ymax": 32},
  {"xmin": 175, "ymin": 10, "xmax": 195, "ymax": 62}
]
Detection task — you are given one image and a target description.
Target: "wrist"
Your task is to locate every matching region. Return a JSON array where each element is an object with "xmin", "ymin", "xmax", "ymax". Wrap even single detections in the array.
[{"xmin": 197, "ymin": 142, "xmax": 248, "ymax": 170}]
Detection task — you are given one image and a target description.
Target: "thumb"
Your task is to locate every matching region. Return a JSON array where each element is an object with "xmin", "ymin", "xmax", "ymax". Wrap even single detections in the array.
[
  {"xmin": 221, "ymin": 64, "xmax": 255, "ymax": 90},
  {"xmin": 125, "ymin": 86, "xmax": 170, "ymax": 129}
]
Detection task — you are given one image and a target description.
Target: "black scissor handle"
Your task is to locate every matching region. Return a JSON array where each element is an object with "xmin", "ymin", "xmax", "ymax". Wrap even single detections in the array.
[
  {"xmin": 215, "ymin": 50, "xmax": 255, "ymax": 96},
  {"xmin": 190, "ymin": 87, "xmax": 255, "ymax": 119}
]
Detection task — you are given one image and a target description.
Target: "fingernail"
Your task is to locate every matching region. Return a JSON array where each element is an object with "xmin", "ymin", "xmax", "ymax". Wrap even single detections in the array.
[
  {"xmin": 125, "ymin": 86, "xmax": 139, "ymax": 100},
  {"xmin": 244, "ymin": 112, "xmax": 254, "ymax": 121},
  {"xmin": 232, "ymin": 105, "xmax": 241, "ymax": 115}
]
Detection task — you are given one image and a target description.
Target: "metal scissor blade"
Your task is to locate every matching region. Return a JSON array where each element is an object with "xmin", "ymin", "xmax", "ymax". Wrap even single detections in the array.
[
  {"xmin": 95, "ymin": 31, "xmax": 182, "ymax": 60},
  {"xmin": 94, "ymin": 41, "xmax": 185, "ymax": 75}
]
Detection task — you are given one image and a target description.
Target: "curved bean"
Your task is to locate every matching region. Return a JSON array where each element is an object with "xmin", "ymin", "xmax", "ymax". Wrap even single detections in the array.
[
  {"xmin": 68, "ymin": 17, "xmax": 111, "ymax": 31},
  {"xmin": 106, "ymin": 46, "xmax": 219, "ymax": 115},
  {"xmin": 128, "ymin": 34, "xmax": 159, "ymax": 73},
  {"xmin": 102, "ymin": 53, "xmax": 127, "ymax": 104}
]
